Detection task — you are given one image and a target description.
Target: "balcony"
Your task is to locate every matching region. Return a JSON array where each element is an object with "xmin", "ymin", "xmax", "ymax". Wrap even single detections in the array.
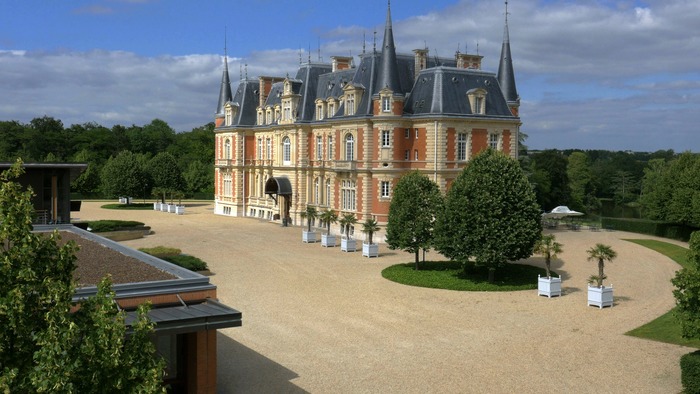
[
  {"xmin": 334, "ymin": 160, "xmax": 356, "ymax": 172},
  {"xmin": 215, "ymin": 159, "xmax": 234, "ymax": 168}
]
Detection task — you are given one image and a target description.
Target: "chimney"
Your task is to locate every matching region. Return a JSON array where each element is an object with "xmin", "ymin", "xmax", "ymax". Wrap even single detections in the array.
[
  {"xmin": 258, "ymin": 76, "xmax": 284, "ymax": 107},
  {"xmin": 331, "ymin": 56, "xmax": 353, "ymax": 72},
  {"xmin": 413, "ymin": 48, "xmax": 429, "ymax": 79},
  {"xmin": 456, "ymin": 53, "xmax": 483, "ymax": 70}
]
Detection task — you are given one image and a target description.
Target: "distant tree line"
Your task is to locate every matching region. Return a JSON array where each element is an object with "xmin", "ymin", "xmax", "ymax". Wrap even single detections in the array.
[{"xmin": 0, "ymin": 116, "xmax": 214, "ymax": 199}]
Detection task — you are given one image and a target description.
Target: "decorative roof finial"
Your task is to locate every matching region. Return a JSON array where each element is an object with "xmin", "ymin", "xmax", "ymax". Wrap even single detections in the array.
[
  {"xmin": 362, "ymin": 31, "xmax": 366, "ymax": 54},
  {"xmin": 373, "ymin": 30, "xmax": 377, "ymax": 53}
]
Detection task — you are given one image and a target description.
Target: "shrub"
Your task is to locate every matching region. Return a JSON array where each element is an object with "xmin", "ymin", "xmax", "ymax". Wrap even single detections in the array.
[
  {"xmin": 138, "ymin": 246, "xmax": 182, "ymax": 259},
  {"xmin": 162, "ymin": 255, "xmax": 208, "ymax": 272},
  {"xmin": 601, "ymin": 217, "xmax": 697, "ymax": 241},
  {"xmin": 681, "ymin": 351, "xmax": 700, "ymax": 393},
  {"xmin": 88, "ymin": 220, "xmax": 145, "ymax": 232}
]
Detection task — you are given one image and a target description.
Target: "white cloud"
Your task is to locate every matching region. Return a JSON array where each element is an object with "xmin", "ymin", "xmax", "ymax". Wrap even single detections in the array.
[{"xmin": 1, "ymin": 0, "xmax": 698, "ymax": 152}]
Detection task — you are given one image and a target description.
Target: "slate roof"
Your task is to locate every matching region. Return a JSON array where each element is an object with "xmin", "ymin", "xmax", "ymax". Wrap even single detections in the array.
[
  {"xmin": 230, "ymin": 79, "xmax": 259, "ymax": 126},
  {"xmin": 405, "ymin": 67, "xmax": 514, "ymax": 118}
]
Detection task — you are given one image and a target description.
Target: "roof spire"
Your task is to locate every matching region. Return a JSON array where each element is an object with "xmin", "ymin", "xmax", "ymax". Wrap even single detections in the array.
[
  {"xmin": 376, "ymin": 0, "xmax": 402, "ymax": 93},
  {"xmin": 216, "ymin": 29, "xmax": 233, "ymax": 116},
  {"xmin": 497, "ymin": 0, "xmax": 520, "ymax": 109}
]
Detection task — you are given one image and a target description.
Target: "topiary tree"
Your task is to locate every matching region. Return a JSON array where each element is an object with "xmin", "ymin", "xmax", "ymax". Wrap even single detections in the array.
[
  {"xmin": 101, "ymin": 150, "xmax": 151, "ymax": 202},
  {"xmin": 148, "ymin": 152, "xmax": 184, "ymax": 204},
  {"xmin": 0, "ymin": 161, "xmax": 164, "ymax": 392},
  {"xmin": 586, "ymin": 243, "xmax": 617, "ymax": 288},
  {"xmin": 339, "ymin": 213, "xmax": 358, "ymax": 240},
  {"xmin": 534, "ymin": 234, "xmax": 563, "ymax": 278},
  {"xmin": 434, "ymin": 149, "xmax": 541, "ymax": 282},
  {"xmin": 673, "ymin": 231, "xmax": 700, "ymax": 339},
  {"xmin": 385, "ymin": 171, "xmax": 443, "ymax": 270}
]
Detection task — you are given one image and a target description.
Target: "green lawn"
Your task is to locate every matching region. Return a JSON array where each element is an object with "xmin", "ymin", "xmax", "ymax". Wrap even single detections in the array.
[
  {"xmin": 382, "ymin": 260, "xmax": 550, "ymax": 292},
  {"xmin": 623, "ymin": 239, "xmax": 699, "ymax": 348}
]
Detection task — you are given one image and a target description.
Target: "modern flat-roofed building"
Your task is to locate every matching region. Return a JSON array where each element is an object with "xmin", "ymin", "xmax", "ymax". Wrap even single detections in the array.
[{"xmin": 213, "ymin": 2, "xmax": 521, "ymax": 235}]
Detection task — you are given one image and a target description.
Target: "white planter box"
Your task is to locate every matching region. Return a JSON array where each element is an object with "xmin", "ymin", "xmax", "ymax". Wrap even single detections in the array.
[
  {"xmin": 168, "ymin": 204, "xmax": 177, "ymax": 213},
  {"xmin": 538, "ymin": 275, "xmax": 562, "ymax": 297},
  {"xmin": 321, "ymin": 234, "xmax": 336, "ymax": 247},
  {"xmin": 587, "ymin": 285, "xmax": 614, "ymax": 308},
  {"xmin": 175, "ymin": 205, "xmax": 185, "ymax": 215},
  {"xmin": 362, "ymin": 242, "xmax": 379, "ymax": 258},
  {"xmin": 160, "ymin": 204, "xmax": 169, "ymax": 212},
  {"xmin": 302, "ymin": 231, "xmax": 317, "ymax": 243},
  {"xmin": 153, "ymin": 202, "xmax": 158, "ymax": 210},
  {"xmin": 341, "ymin": 238, "xmax": 356, "ymax": 252}
]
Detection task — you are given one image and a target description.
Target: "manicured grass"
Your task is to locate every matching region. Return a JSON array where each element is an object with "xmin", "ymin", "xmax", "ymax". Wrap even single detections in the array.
[
  {"xmin": 101, "ymin": 203, "xmax": 154, "ymax": 210},
  {"xmin": 87, "ymin": 220, "xmax": 145, "ymax": 232},
  {"xmin": 382, "ymin": 260, "xmax": 550, "ymax": 291},
  {"xmin": 138, "ymin": 246, "xmax": 181, "ymax": 258},
  {"xmin": 623, "ymin": 239, "xmax": 699, "ymax": 348}
]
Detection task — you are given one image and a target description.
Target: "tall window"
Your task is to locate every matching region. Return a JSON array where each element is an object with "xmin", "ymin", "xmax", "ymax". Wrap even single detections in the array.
[
  {"xmin": 381, "ymin": 130, "xmax": 390, "ymax": 147},
  {"xmin": 316, "ymin": 103, "xmax": 324, "ymax": 120},
  {"xmin": 266, "ymin": 138, "xmax": 271, "ymax": 160},
  {"xmin": 328, "ymin": 136, "xmax": 334, "ymax": 160},
  {"xmin": 415, "ymin": 128, "xmax": 419, "ymax": 139},
  {"xmin": 405, "ymin": 128, "xmax": 410, "ymax": 139},
  {"xmin": 414, "ymin": 150, "xmax": 419, "ymax": 161},
  {"xmin": 326, "ymin": 179, "xmax": 331, "ymax": 206},
  {"xmin": 282, "ymin": 136, "xmax": 291, "ymax": 165},
  {"xmin": 489, "ymin": 133, "xmax": 499, "ymax": 150},
  {"xmin": 224, "ymin": 139, "xmax": 231, "ymax": 160},
  {"xmin": 344, "ymin": 134, "xmax": 354, "ymax": 161},
  {"xmin": 257, "ymin": 138, "xmax": 262, "ymax": 160},
  {"xmin": 457, "ymin": 133, "xmax": 467, "ymax": 161},
  {"xmin": 283, "ymin": 102, "xmax": 291, "ymax": 121},
  {"xmin": 316, "ymin": 136, "xmax": 323, "ymax": 160},
  {"xmin": 382, "ymin": 96, "xmax": 391, "ymax": 112},
  {"xmin": 314, "ymin": 178, "xmax": 320, "ymax": 204},
  {"xmin": 475, "ymin": 96, "xmax": 484, "ymax": 114},
  {"xmin": 341, "ymin": 180, "xmax": 356, "ymax": 211},
  {"xmin": 381, "ymin": 181, "xmax": 390, "ymax": 198},
  {"xmin": 257, "ymin": 111, "xmax": 263, "ymax": 125},
  {"xmin": 404, "ymin": 150, "xmax": 410, "ymax": 161},
  {"xmin": 265, "ymin": 109, "xmax": 272, "ymax": 124},
  {"xmin": 223, "ymin": 173, "xmax": 232, "ymax": 196},
  {"xmin": 328, "ymin": 102, "xmax": 335, "ymax": 118},
  {"xmin": 346, "ymin": 94, "xmax": 355, "ymax": 115}
]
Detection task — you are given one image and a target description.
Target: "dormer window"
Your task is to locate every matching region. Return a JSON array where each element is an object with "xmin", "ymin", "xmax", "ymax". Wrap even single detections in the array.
[
  {"xmin": 316, "ymin": 100, "xmax": 325, "ymax": 121},
  {"xmin": 346, "ymin": 94, "xmax": 355, "ymax": 116},
  {"xmin": 328, "ymin": 99, "xmax": 336, "ymax": 118},
  {"xmin": 224, "ymin": 106, "xmax": 233, "ymax": 126},
  {"xmin": 283, "ymin": 100, "xmax": 292, "ymax": 121},
  {"xmin": 257, "ymin": 109, "xmax": 264, "ymax": 125},
  {"xmin": 274, "ymin": 106, "xmax": 281, "ymax": 122},
  {"xmin": 467, "ymin": 88, "xmax": 487, "ymax": 115},
  {"xmin": 382, "ymin": 96, "xmax": 391, "ymax": 112}
]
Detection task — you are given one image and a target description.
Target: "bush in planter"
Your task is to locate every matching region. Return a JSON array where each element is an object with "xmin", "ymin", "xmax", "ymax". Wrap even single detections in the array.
[
  {"xmin": 339, "ymin": 213, "xmax": 358, "ymax": 240},
  {"xmin": 587, "ymin": 243, "xmax": 617, "ymax": 287},
  {"xmin": 319, "ymin": 209, "xmax": 338, "ymax": 236},
  {"xmin": 362, "ymin": 218, "xmax": 380, "ymax": 245},
  {"xmin": 300, "ymin": 206, "xmax": 318, "ymax": 233},
  {"xmin": 681, "ymin": 350, "xmax": 700, "ymax": 394}
]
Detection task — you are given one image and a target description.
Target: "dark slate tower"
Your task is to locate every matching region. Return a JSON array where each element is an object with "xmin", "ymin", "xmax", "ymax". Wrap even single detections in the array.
[
  {"xmin": 497, "ymin": 1, "xmax": 520, "ymax": 116},
  {"xmin": 376, "ymin": 0, "xmax": 402, "ymax": 94},
  {"xmin": 215, "ymin": 39, "xmax": 233, "ymax": 127}
]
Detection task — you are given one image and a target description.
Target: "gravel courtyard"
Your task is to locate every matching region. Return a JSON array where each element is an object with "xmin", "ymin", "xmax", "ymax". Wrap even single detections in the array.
[{"xmin": 77, "ymin": 201, "xmax": 692, "ymax": 393}]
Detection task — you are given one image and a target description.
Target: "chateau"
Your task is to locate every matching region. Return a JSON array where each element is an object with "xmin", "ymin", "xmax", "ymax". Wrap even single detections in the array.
[{"xmin": 213, "ymin": 2, "xmax": 520, "ymax": 235}]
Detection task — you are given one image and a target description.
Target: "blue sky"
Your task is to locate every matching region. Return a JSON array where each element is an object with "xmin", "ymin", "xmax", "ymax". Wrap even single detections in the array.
[{"xmin": 1, "ymin": 0, "xmax": 699, "ymax": 152}]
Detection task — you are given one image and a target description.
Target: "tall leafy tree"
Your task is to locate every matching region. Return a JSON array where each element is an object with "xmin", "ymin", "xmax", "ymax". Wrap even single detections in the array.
[
  {"xmin": 567, "ymin": 151, "xmax": 592, "ymax": 211},
  {"xmin": 148, "ymin": 152, "xmax": 184, "ymax": 203},
  {"xmin": 434, "ymin": 150, "xmax": 541, "ymax": 282},
  {"xmin": 0, "ymin": 162, "xmax": 165, "ymax": 392},
  {"xmin": 673, "ymin": 231, "xmax": 700, "ymax": 339},
  {"xmin": 101, "ymin": 150, "xmax": 151, "ymax": 201},
  {"xmin": 385, "ymin": 171, "xmax": 443, "ymax": 270},
  {"xmin": 183, "ymin": 160, "xmax": 214, "ymax": 195},
  {"xmin": 530, "ymin": 150, "xmax": 571, "ymax": 210}
]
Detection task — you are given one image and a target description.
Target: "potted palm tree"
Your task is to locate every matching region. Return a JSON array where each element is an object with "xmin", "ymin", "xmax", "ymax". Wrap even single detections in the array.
[
  {"xmin": 361, "ymin": 218, "xmax": 380, "ymax": 258},
  {"xmin": 319, "ymin": 209, "xmax": 338, "ymax": 247},
  {"xmin": 300, "ymin": 206, "xmax": 318, "ymax": 243},
  {"xmin": 339, "ymin": 213, "xmax": 357, "ymax": 252},
  {"xmin": 534, "ymin": 234, "xmax": 563, "ymax": 297},
  {"xmin": 587, "ymin": 243, "xmax": 617, "ymax": 308}
]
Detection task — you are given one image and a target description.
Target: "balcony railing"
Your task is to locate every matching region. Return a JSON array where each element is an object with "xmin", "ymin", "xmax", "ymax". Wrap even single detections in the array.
[
  {"xmin": 215, "ymin": 159, "xmax": 234, "ymax": 167},
  {"xmin": 334, "ymin": 160, "xmax": 356, "ymax": 171}
]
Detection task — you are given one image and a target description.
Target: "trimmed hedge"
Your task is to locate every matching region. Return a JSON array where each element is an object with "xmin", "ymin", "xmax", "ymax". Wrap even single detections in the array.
[
  {"xmin": 88, "ymin": 220, "xmax": 145, "ymax": 233},
  {"xmin": 138, "ymin": 246, "xmax": 182, "ymax": 259},
  {"xmin": 601, "ymin": 217, "xmax": 697, "ymax": 241},
  {"xmin": 681, "ymin": 351, "xmax": 700, "ymax": 393},
  {"xmin": 162, "ymin": 255, "xmax": 208, "ymax": 272}
]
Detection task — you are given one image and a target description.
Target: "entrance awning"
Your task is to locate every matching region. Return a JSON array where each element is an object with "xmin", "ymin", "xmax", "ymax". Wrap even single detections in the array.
[
  {"xmin": 264, "ymin": 176, "xmax": 292, "ymax": 196},
  {"xmin": 125, "ymin": 299, "xmax": 242, "ymax": 335}
]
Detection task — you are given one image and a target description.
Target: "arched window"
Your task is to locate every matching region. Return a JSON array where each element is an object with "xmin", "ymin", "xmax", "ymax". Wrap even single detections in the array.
[
  {"xmin": 224, "ymin": 139, "xmax": 231, "ymax": 160},
  {"xmin": 344, "ymin": 133, "xmax": 354, "ymax": 161},
  {"xmin": 326, "ymin": 178, "xmax": 331, "ymax": 206},
  {"xmin": 282, "ymin": 136, "xmax": 291, "ymax": 165},
  {"xmin": 314, "ymin": 178, "xmax": 320, "ymax": 204}
]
